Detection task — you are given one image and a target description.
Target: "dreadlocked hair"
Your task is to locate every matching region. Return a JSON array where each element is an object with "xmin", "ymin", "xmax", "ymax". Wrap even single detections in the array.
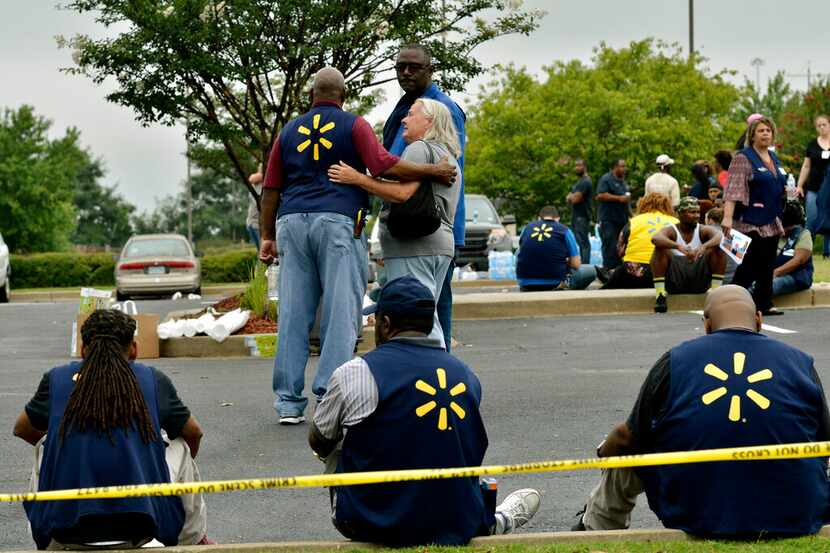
[{"xmin": 59, "ymin": 309, "xmax": 157, "ymax": 445}]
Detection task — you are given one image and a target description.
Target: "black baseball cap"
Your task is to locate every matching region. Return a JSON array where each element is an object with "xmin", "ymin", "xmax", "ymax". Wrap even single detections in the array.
[{"xmin": 363, "ymin": 276, "xmax": 435, "ymax": 317}]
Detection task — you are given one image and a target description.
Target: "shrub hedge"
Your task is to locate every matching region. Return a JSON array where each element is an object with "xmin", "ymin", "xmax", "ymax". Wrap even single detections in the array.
[{"xmin": 10, "ymin": 249, "xmax": 258, "ymax": 289}]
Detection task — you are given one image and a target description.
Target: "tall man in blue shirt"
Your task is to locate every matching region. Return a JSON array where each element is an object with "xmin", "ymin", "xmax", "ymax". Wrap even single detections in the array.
[
  {"xmin": 383, "ymin": 43, "xmax": 466, "ymax": 351},
  {"xmin": 260, "ymin": 67, "xmax": 456, "ymax": 424}
]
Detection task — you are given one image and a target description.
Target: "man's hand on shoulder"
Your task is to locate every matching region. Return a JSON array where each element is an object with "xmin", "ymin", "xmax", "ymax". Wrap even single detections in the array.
[{"xmin": 433, "ymin": 156, "xmax": 457, "ymax": 185}]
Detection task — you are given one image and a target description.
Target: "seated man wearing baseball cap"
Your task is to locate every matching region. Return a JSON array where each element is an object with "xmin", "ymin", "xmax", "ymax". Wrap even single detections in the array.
[
  {"xmin": 309, "ymin": 276, "xmax": 540, "ymax": 546},
  {"xmin": 651, "ymin": 197, "xmax": 726, "ymax": 313}
]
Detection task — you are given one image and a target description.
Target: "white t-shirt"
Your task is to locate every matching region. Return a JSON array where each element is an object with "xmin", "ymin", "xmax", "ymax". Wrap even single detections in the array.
[{"xmin": 645, "ymin": 172, "xmax": 680, "ymax": 207}]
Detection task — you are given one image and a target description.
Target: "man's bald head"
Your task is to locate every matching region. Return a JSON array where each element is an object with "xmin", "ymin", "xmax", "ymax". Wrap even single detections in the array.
[
  {"xmin": 312, "ymin": 67, "xmax": 345, "ymax": 104},
  {"xmin": 703, "ymin": 285, "xmax": 761, "ymax": 334}
]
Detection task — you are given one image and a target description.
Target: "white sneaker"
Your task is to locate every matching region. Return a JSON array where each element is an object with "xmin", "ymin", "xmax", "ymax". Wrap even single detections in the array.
[
  {"xmin": 279, "ymin": 415, "xmax": 306, "ymax": 425},
  {"xmin": 495, "ymin": 488, "xmax": 541, "ymax": 534}
]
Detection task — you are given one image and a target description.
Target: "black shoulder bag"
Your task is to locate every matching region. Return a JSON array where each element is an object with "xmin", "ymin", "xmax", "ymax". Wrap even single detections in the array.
[{"xmin": 386, "ymin": 140, "xmax": 443, "ymax": 240}]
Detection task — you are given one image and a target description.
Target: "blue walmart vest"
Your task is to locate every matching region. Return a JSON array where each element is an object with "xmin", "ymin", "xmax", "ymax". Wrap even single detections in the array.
[
  {"xmin": 335, "ymin": 340, "xmax": 493, "ymax": 546},
  {"xmin": 516, "ymin": 219, "xmax": 569, "ymax": 283},
  {"xmin": 774, "ymin": 225, "xmax": 813, "ymax": 290},
  {"xmin": 735, "ymin": 147, "xmax": 787, "ymax": 227},
  {"xmin": 278, "ymin": 104, "xmax": 369, "ymax": 219},
  {"xmin": 640, "ymin": 330, "xmax": 828, "ymax": 537},
  {"xmin": 24, "ymin": 362, "xmax": 184, "ymax": 549}
]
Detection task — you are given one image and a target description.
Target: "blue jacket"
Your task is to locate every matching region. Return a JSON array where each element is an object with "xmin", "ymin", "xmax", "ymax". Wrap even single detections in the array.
[
  {"xmin": 385, "ymin": 84, "xmax": 467, "ymax": 246},
  {"xmin": 516, "ymin": 219, "xmax": 572, "ymax": 285},
  {"xmin": 278, "ymin": 104, "xmax": 369, "ymax": 219},
  {"xmin": 735, "ymin": 147, "xmax": 787, "ymax": 227},
  {"xmin": 639, "ymin": 330, "xmax": 829, "ymax": 537},
  {"xmin": 25, "ymin": 362, "xmax": 184, "ymax": 549},
  {"xmin": 336, "ymin": 341, "xmax": 492, "ymax": 546}
]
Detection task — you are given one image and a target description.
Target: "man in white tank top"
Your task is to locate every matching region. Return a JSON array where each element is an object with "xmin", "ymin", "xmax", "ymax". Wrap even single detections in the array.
[{"xmin": 650, "ymin": 197, "xmax": 726, "ymax": 313}]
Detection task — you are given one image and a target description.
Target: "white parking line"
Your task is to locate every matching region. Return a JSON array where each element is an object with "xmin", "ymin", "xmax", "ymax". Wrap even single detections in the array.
[{"xmin": 688, "ymin": 310, "xmax": 797, "ymax": 334}]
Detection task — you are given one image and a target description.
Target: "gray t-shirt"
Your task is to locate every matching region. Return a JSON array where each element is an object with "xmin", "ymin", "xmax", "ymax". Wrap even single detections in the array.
[
  {"xmin": 379, "ymin": 140, "xmax": 459, "ymax": 258},
  {"xmin": 246, "ymin": 184, "xmax": 262, "ymax": 227}
]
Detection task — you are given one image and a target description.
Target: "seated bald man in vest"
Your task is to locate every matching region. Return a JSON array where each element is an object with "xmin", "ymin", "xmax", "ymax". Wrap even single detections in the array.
[
  {"xmin": 573, "ymin": 285, "xmax": 830, "ymax": 537},
  {"xmin": 260, "ymin": 66, "xmax": 458, "ymax": 425},
  {"xmin": 309, "ymin": 276, "xmax": 541, "ymax": 546},
  {"xmin": 651, "ymin": 197, "xmax": 726, "ymax": 313},
  {"xmin": 516, "ymin": 205, "xmax": 596, "ymax": 292},
  {"xmin": 13, "ymin": 309, "xmax": 211, "ymax": 549}
]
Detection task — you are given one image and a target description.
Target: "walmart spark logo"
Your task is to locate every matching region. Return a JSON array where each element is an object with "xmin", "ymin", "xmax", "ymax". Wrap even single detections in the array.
[
  {"xmin": 646, "ymin": 216, "xmax": 672, "ymax": 235},
  {"xmin": 701, "ymin": 352, "xmax": 773, "ymax": 422},
  {"xmin": 296, "ymin": 114, "xmax": 335, "ymax": 161},
  {"xmin": 415, "ymin": 368, "xmax": 467, "ymax": 431},
  {"xmin": 530, "ymin": 223, "xmax": 553, "ymax": 242}
]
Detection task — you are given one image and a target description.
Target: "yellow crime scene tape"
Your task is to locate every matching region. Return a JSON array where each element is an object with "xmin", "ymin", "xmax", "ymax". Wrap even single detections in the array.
[{"xmin": 3, "ymin": 441, "xmax": 829, "ymax": 503}]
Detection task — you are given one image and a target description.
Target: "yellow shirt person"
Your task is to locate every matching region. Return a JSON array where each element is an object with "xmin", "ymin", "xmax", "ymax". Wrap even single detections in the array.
[{"xmin": 623, "ymin": 211, "xmax": 679, "ymax": 264}]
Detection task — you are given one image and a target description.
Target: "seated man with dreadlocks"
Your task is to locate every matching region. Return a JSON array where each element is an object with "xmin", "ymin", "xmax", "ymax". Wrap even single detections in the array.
[{"xmin": 13, "ymin": 309, "xmax": 211, "ymax": 549}]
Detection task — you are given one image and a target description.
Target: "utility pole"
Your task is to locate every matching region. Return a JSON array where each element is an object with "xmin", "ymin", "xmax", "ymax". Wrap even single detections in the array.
[
  {"xmin": 185, "ymin": 122, "xmax": 193, "ymax": 244},
  {"xmin": 751, "ymin": 58, "xmax": 765, "ymax": 91},
  {"xmin": 787, "ymin": 61, "xmax": 829, "ymax": 90},
  {"xmin": 688, "ymin": 0, "xmax": 694, "ymax": 60}
]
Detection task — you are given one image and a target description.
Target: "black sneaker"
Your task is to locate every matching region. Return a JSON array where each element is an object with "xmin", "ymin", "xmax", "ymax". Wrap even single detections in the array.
[
  {"xmin": 654, "ymin": 294, "xmax": 668, "ymax": 313},
  {"xmin": 595, "ymin": 266, "xmax": 610, "ymax": 284},
  {"xmin": 571, "ymin": 505, "xmax": 587, "ymax": 531}
]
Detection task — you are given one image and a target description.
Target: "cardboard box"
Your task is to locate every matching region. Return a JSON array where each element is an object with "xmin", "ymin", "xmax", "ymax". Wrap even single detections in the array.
[{"xmin": 72, "ymin": 312, "xmax": 160, "ymax": 359}]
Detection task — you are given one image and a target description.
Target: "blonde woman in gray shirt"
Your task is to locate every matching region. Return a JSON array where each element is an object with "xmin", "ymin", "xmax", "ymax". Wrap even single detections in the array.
[{"xmin": 328, "ymin": 98, "xmax": 460, "ymax": 348}]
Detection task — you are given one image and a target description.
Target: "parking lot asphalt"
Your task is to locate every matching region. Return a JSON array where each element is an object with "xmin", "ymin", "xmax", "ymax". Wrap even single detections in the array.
[{"xmin": 2, "ymin": 300, "xmax": 829, "ymax": 548}]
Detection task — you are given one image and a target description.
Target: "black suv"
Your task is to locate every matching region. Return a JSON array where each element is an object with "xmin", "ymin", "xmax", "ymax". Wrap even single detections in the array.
[{"xmin": 456, "ymin": 194, "xmax": 514, "ymax": 271}]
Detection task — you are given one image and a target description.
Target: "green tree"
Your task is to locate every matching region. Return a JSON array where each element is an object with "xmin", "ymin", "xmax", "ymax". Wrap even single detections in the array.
[
  {"xmin": 0, "ymin": 106, "xmax": 80, "ymax": 253},
  {"xmin": 738, "ymin": 70, "xmax": 793, "ymax": 125},
  {"xmin": 61, "ymin": 0, "xmax": 541, "ymax": 204},
  {"xmin": 465, "ymin": 40, "xmax": 744, "ymax": 223},
  {"xmin": 778, "ymin": 79, "xmax": 830, "ymax": 165},
  {"xmin": 131, "ymin": 146, "xmax": 249, "ymax": 242},
  {"xmin": 72, "ymin": 157, "xmax": 136, "ymax": 247}
]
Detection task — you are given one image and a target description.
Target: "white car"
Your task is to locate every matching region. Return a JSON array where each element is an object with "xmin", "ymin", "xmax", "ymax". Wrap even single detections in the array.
[{"xmin": 0, "ymin": 232, "xmax": 9, "ymax": 302}]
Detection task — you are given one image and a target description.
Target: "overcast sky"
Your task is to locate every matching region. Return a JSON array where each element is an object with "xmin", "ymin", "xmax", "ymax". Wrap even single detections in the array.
[{"xmin": 2, "ymin": 1, "xmax": 828, "ymax": 212}]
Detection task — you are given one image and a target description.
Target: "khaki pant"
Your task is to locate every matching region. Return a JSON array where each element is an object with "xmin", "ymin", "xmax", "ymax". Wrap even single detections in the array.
[
  {"xmin": 31, "ymin": 433, "xmax": 207, "ymax": 549},
  {"xmin": 583, "ymin": 468, "xmax": 644, "ymax": 530}
]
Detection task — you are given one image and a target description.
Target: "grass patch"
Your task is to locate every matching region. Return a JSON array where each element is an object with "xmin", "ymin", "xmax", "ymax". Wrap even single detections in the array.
[
  {"xmin": 240, "ymin": 263, "xmax": 276, "ymax": 320},
  {"xmin": 812, "ymin": 255, "xmax": 830, "ymax": 284},
  {"xmin": 338, "ymin": 537, "xmax": 829, "ymax": 553}
]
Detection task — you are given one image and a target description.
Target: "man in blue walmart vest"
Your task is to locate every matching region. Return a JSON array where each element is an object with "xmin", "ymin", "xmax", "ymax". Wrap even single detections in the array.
[
  {"xmin": 260, "ymin": 67, "xmax": 457, "ymax": 425},
  {"xmin": 572, "ymin": 285, "xmax": 830, "ymax": 537},
  {"xmin": 308, "ymin": 276, "xmax": 541, "ymax": 546},
  {"xmin": 516, "ymin": 205, "xmax": 597, "ymax": 291},
  {"xmin": 383, "ymin": 43, "xmax": 466, "ymax": 352}
]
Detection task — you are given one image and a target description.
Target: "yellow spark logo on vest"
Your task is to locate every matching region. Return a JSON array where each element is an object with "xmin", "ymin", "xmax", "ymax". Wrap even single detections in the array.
[
  {"xmin": 414, "ymin": 368, "xmax": 467, "ymax": 431},
  {"xmin": 646, "ymin": 216, "xmax": 671, "ymax": 235},
  {"xmin": 700, "ymin": 352, "xmax": 774, "ymax": 422},
  {"xmin": 296, "ymin": 114, "xmax": 335, "ymax": 161},
  {"xmin": 530, "ymin": 224, "xmax": 553, "ymax": 242}
]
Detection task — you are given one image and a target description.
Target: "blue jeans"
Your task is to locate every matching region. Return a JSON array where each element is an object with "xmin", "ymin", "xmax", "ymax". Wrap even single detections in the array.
[
  {"xmin": 571, "ymin": 217, "xmax": 592, "ymax": 264},
  {"xmin": 273, "ymin": 212, "xmax": 368, "ymax": 417},
  {"xmin": 384, "ymin": 255, "xmax": 452, "ymax": 349},
  {"xmin": 772, "ymin": 274, "xmax": 809, "ymax": 297},
  {"xmin": 518, "ymin": 265, "xmax": 596, "ymax": 292},
  {"xmin": 247, "ymin": 225, "xmax": 260, "ymax": 251},
  {"xmin": 437, "ymin": 248, "xmax": 457, "ymax": 352},
  {"xmin": 806, "ymin": 191, "xmax": 829, "ymax": 256}
]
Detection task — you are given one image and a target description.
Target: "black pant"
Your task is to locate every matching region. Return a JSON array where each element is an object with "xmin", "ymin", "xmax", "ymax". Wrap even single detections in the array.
[
  {"xmin": 571, "ymin": 216, "xmax": 591, "ymax": 264},
  {"xmin": 731, "ymin": 232, "xmax": 779, "ymax": 312},
  {"xmin": 600, "ymin": 220, "xmax": 625, "ymax": 270}
]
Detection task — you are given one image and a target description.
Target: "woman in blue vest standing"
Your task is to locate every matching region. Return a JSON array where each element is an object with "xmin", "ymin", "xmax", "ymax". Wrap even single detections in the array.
[
  {"xmin": 329, "ymin": 98, "xmax": 461, "ymax": 349},
  {"xmin": 722, "ymin": 116, "xmax": 787, "ymax": 315}
]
